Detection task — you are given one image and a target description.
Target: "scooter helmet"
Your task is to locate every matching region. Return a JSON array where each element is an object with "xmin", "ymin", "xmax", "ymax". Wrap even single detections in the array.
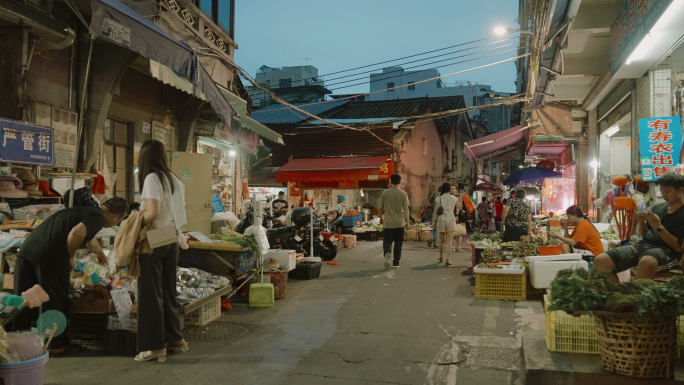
[{"xmin": 338, "ymin": 195, "xmax": 345, "ymax": 202}]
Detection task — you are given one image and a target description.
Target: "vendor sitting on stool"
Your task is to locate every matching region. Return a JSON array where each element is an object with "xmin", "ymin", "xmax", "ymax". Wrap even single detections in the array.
[
  {"xmin": 329, "ymin": 195, "xmax": 347, "ymax": 231},
  {"xmin": 550, "ymin": 205, "xmax": 604, "ymax": 258},
  {"xmin": 594, "ymin": 173, "xmax": 684, "ymax": 280}
]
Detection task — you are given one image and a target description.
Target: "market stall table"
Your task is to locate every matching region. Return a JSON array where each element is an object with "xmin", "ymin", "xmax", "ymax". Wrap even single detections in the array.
[{"xmin": 178, "ymin": 241, "xmax": 257, "ymax": 280}]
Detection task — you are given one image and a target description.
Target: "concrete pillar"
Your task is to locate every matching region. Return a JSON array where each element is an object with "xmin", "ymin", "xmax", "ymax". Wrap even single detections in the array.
[
  {"xmin": 587, "ymin": 109, "xmax": 598, "ymax": 217},
  {"xmin": 80, "ymin": 42, "xmax": 138, "ymax": 170},
  {"xmin": 177, "ymin": 100, "xmax": 206, "ymax": 152}
]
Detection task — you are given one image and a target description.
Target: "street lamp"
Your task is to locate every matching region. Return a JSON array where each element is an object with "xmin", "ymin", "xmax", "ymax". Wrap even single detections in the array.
[
  {"xmin": 229, "ymin": 150, "xmax": 236, "ymax": 157},
  {"xmin": 494, "ymin": 26, "xmax": 533, "ymax": 36}
]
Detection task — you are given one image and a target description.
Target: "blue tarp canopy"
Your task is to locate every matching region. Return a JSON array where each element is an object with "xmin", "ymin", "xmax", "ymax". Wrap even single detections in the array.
[{"xmin": 89, "ymin": 0, "xmax": 235, "ymax": 122}]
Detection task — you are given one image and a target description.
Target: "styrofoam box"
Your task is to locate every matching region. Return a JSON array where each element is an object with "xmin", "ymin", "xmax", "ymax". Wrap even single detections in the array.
[
  {"xmin": 269, "ymin": 249, "xmax": 296, "ymax": 271},
  {"xmin": 528, "ymin": 260, "xmax": 588, "ymax": 289},
  {"xmin": 525, "ymin": 254, "xmax": 584, "ymax": 263}
]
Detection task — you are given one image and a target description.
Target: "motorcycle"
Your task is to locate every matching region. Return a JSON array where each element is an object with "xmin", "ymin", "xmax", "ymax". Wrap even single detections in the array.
[{"xmin": 235, "ymin": 207, "xmax": 337, "ymax": 261}]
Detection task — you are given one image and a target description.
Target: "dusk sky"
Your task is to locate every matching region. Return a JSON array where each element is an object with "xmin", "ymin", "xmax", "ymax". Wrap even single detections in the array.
[{"xmin": 235, "ymin": 0, "xmax": 521, "ymax": 97}]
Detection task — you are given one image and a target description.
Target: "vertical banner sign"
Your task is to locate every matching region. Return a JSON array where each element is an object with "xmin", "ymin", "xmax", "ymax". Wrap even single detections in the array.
[
  {"xmin": 639, "ymin": 116, "xmax": 682, "ymax": 181},
  {"xmin": 610, "ymin": 0, "xmax": 673, "ymax": 75}
]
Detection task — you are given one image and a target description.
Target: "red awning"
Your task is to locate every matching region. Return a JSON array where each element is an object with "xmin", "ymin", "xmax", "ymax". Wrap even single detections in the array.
[
  {"xmin": 464, "ymin": 125, "xmax": 529, "ymax": 163},
  {"xmin": 276, "ymin": 156, "xmax": 391, "ymax": 183}
]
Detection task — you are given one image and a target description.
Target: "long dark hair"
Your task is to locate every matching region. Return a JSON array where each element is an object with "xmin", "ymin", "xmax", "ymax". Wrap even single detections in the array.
[
  {"xmin": 138, "ymin": 140, "xmax": 176, "ymax": 194},
  {"xmin": 565, "ymin": 205, "xmax": 598, "ymax": 233},
  {"xmin": 439, "ymin": 182, "xmax": 451, "ymax": 195}
]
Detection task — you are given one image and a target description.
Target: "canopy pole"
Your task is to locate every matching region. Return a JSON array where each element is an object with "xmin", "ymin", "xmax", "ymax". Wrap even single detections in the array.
[{"xmin": 69, "ymin": 36, "xmax": 94, "ymax": 208}]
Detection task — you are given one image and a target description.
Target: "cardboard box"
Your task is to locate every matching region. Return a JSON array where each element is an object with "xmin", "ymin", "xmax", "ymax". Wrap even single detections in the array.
[
  {"xmin": 2, "ymin": 274, "xmax": 13, "ymax": 290},
  {"xmin": 69, "ymin": 299, "xmax": 116, "ymax": 314}
]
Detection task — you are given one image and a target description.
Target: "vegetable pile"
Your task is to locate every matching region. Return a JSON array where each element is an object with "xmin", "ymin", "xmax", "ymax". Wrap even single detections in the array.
[
  {"xmin": 513, "ymin": 235, "xmax": 546, "ymax": 259},
  {"xmin": 209, "ymin": 228, "xmax": 259, "ymax": 254},
  {"xmin": 549, "ymin": 268, "xmax": 684, "ymax": 321},
  {"xmin": 476, "ymin": 248, "xmax": 501, "ymax": 269},
  {"xmin": 600, "ymin": 231, "xmax": 619, "ymax": 240}
]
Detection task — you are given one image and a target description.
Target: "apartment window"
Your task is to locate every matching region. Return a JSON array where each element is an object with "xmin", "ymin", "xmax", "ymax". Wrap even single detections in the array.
[
  {"xmin": 408, "ymin": 81, "xmax": 415, "ymax": 91},
  {"xmin": 387, "ymin": 82, "xmax": 395, "ymax": 90},
  {"xmin": 193, "ymin": 0, "xmax": 235, "ymax": 38},
  {"xmin": 279, "ymin": 79, "xmax": 292, "ymax": 88}
]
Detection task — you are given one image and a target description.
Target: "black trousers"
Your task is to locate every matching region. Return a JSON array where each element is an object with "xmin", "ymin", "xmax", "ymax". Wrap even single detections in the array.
[
  {"xmin": 13, "ymin": 256, "xmax": 71, "ymax": 349},
  {"xmin": 138, "ymin": 244, "xmax": 183, "ymax": 352},
  {"xmin": 503, "ymin": 225, "xmax": 528, "ymax": 242},
  {"xmin": 383, "ymin": 227, "xmax": 405, "ymax": 264}
]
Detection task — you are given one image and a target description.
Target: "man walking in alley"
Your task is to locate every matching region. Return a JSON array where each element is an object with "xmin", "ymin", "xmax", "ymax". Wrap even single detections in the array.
[
  {"xmin": 379, "ymin": 174, "xmax": 411, "ymax": 269},
  {"xmin": 494, "ymin": 196, "xmax": 504, "ymax": 231}
]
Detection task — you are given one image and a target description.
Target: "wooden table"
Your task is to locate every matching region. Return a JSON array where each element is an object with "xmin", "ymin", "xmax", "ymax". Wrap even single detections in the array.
[{"xmin": 178, "ymin": 241, "xmax": 256, "ymax": 279}]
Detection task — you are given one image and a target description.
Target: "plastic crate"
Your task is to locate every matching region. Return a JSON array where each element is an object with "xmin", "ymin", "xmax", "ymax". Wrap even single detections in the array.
[
  {"xmin": 103, "ymin": 329, "xmax": 138, "ymax": 356},
  {"xmin": 366, "ymin": 231, "xmax": 379, "ymax": 241},
  {"xmin": 343, "ymin": 214, "xmax": 362, "ymax": 226},
  {"xmin": 184, "ymin": 297, "xmax": 221, "ymax": 326},
  {"xmin": 289, "ymin": 261, "xmax": 322, "ymax": 280},
  {"xmin": 69, "ymin": 313, "xmax": 109, "ymax": 348},
  {"xmin": 544, "ymin": 295, "xmax": 599, "ymax": 354},
  {"xmin": 107, "ymin": 315, "xmax": 137, "ymax": 331},
  {"xmin": 474, "ymin": 268, "xmax": 526, "ymax": 300},
  {"xmin": 679, "ymin": 315, "xmax": 684, "ymax": 359}
]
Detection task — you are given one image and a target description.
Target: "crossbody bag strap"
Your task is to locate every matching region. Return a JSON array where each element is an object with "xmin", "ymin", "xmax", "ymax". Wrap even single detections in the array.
[{"xmin": 163, "ymin": 177, "xmax": 177, "ymax": 229}]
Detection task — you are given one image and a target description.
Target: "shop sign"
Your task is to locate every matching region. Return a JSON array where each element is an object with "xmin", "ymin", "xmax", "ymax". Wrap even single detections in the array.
[
  {"xmin": 367, "ymin": 160, "xmax": 393, "ymax": 180},
  {"xmin": 289, "ymin": 182, "xmax": 301, "ymax": 196},
  {"xmin": 610, "ymin": 0, "xmax": 673, "ymax": 75},
  {"xmin": 638, "ymin": 116, "xmax": 682, "ymax": 181},
  {"xmin": 213, "ymin": 120, "xmax": 258, "ymax": 153},
  {"xmin": 339, "ymin": 181, "xmax": 358, "ymax": 189},
  {"xmin": 0, "ymin": 119, "xmax": 53, "ymax": 166}
]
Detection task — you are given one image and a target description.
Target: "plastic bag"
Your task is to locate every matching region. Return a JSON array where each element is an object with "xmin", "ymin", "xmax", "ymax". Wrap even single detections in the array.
[
  {"xmin": 178, "ymin": 232, "xmax": 189, "ymax": 250},
  {"xmin": 211, "ymin": 211, "xmax": 240, "ymax": 229},
  {"xmin": 463, "ymin": 195, "xmax": 476, "ymax": 214},
  {"xmin": 6, "ymin": 332, "xmax": 43, "ymax": 362},
  {"xmin": 244, "ymin": 217, "xmax": 270, "ymax": 256}
]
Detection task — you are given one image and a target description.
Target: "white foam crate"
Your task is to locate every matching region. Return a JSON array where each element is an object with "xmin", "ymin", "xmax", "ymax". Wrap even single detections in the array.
[{"xmin": 528, "ymin": 260, "xmax": 588, "ymax": 289}]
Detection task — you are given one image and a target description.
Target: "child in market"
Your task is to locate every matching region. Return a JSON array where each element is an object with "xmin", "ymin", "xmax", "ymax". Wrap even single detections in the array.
[{"xmin": 594, "ymin": 173, "xmax": 684, "ymax": 280}]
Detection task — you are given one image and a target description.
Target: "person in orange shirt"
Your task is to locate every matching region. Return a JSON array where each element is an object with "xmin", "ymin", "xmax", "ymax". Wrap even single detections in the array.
[{"xmin": 550, "ymin": 205, "xmax": 605, "ymax": 257}]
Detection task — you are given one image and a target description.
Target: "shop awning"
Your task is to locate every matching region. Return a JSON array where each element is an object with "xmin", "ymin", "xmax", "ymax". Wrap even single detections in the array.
[
  {"xmin": 89, "ymin": 0, "xmax": 235, "ymax": 123},
  {"xmin": 464, "ymin": 125, "xmax": 529, "ymax": 164},
  {"xmin": 148, "ymin": 60, "xmax": 283, "ymax": 145},
  {"xmin": 276, "ymin": 156, "xmax": 391, "ymax": 183}
]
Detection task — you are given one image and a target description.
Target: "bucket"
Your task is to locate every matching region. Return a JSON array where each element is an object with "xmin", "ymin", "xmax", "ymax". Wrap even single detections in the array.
[{"xmin": 0, "ymin": 353, "xmax": 49, "ymax": 385}]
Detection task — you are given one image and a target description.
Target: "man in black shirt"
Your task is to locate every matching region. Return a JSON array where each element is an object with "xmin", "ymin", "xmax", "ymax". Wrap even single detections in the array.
[
  {"xmin": 13, "ymin": 197, "xmax": 128, "ymax": 356},
  {"xmin": 595, "ymin": 173, "xmax": 684, "ymax": 279},
  {"xmin": 272, "ymin": 191, "xmax": 288, "ymax": 217}
]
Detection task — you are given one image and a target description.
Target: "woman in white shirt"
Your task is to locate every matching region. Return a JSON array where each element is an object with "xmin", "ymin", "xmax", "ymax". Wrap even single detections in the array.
[
  {"xmin": 432, "ymin": 182, "xmax": 462, "ymax": 266},
  {"xmin": 135, "ymin": 140, "xmax": 188, "ymax": 362}
]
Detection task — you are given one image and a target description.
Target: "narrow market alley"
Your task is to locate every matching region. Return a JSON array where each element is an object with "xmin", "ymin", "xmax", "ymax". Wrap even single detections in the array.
[{"xmin": 44, "ymin": 241, "xmax": 543, "ymax": 385}]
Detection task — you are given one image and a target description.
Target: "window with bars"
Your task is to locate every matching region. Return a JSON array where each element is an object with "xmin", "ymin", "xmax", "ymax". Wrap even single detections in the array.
[{"xmin": 104, "ymin": 118, "xmax": 130, "ymax": 198}]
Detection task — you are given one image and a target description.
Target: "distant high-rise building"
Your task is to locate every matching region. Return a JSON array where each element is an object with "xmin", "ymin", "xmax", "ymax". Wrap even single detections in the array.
[
  {"xmin": 365, "ymin": 66, "xmax": 514, "ymax": 132},
  {"xmin": 248, "ymin": 65, "xmax": 331, "ymax": 109}
]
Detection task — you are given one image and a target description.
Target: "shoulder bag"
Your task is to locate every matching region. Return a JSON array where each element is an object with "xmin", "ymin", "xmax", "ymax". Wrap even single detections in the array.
[
  {"xmin": 146, "ymin": 185, "xmax": 179, "ymax": 249},
  {"xmin": 436, "ymin": 196, "xmax": 445, "ymax": 216}
]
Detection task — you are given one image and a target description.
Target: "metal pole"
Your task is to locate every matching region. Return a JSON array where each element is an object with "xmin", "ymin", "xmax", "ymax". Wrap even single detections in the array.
[
  {"xmin": 631, "ymin": 85, "xmax": 638, "ymax": 177},
  {"xmin": 310, "ymin": 206, "xmax": 313, "ymax": 258},
  {"xmin": 69, "ymin": 36, "xmax": 94, "ymax": 208}
]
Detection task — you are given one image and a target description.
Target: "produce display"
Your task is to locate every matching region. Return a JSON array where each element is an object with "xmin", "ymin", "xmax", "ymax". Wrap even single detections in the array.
[
  {"xmin": 476, "ymin": 248, "xmax": 501, "ymax": 269},
  {"xmin": 500, "ymin": 241, "xmax": 519, "ymax": 248},
  {"xmin": 209, "ymin": 228, "xmax": 259, "ymax": 254},
  {"xmin": 548, "ymin": 268, "xmax": 684, "ymax": 321},
  {"xmin": 513, "ymin": 235, "xmax": 547, "ymax": 259},
  {"xmin": 469, "ymin": 231, "xmax": 502, "ymax": 243},
  {"xmin": 600, "ymin": 231, "xmax": 619, "ymax": 240}
]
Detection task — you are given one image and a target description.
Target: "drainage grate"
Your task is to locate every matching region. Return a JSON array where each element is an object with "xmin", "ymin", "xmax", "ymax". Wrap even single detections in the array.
[
  {"xmin": 183, "ymin": 323, "xmax": 252, "ymax": 341},
  {"xmin": 466, "ymin": 346, "xmax": 519, "ymax": 370}
]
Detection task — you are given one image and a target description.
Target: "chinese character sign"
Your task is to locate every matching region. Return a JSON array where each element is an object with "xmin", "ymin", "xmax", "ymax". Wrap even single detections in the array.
[
  {"xmin": 0, "ymin": 119, "xmax": 53, "ymax": 166},
  {"xmin": 610, "ymin": 0, "xmax": 672, "ymax": 75},
  {"xmin": 213, "ymin": 121, "xmax": 258, "ymax": 154},
  {"xmin": 639, "ymin": 116, "xmax": 682, "ymax": 181}
]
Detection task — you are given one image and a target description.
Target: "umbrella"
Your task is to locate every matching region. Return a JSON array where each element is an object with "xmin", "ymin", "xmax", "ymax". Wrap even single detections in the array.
[
  {"xmin": 503, "ymin": 167, "xmax": 562, "ymax": 185},
  {"xmin": 473, "ymin": 178, "xmax": 503, "ymax": 192}
]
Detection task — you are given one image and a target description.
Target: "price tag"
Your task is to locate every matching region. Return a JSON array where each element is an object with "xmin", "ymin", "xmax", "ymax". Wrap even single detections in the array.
[
  {"xmin": 319, "ymin": 235, "xmax": 324, "ymax": 242},
  {"xmin": 294, "ymin": 235, "xmax": 302, "ymax": 242}
]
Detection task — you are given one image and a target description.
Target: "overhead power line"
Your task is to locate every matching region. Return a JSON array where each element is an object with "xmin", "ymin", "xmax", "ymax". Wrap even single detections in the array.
[{"xmin": 256, "ymin": 33, "xmax": 520, "ymax": 90}]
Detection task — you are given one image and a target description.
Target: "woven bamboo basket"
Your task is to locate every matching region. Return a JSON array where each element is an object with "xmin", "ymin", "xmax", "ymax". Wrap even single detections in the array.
[
  {"xmin": 594, "ymin": 313, "xmax": 677, "ymax": 379},
  {"xmin": 405, "ymin": 230, "xmax": 418, "ymax": 241},
  {"xmin": 418, "ymin": 231, "xmax": 431, "ymax": 242}
]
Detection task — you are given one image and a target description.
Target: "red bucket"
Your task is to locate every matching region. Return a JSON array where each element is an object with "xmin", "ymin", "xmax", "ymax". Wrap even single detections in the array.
[{"xmin": 320, "ymin": 231, "xmax": 333, "ymax": 240}]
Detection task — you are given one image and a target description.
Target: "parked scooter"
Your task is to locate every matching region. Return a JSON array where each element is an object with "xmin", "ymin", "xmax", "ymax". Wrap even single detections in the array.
[{"xmin": 235, "ymin": 207, "xmax": 337, "ymax": 261}]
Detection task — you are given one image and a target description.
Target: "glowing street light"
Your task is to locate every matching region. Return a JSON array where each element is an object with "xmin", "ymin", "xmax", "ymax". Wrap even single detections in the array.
[{"xmin": 494, "ymin": 26, "xmax": 533, "ymax": 36}]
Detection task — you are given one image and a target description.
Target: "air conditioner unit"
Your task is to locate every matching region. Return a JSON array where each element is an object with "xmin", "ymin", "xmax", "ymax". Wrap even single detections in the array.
[{"xmin": 572, "ymin": 120, "xmax": 583, "ymax": 134}]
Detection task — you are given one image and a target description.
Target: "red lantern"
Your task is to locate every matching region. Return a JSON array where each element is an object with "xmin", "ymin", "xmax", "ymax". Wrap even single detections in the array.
[{"xmin": 536, "ymin": 160, "xmax": 555, "ymax": 171}]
